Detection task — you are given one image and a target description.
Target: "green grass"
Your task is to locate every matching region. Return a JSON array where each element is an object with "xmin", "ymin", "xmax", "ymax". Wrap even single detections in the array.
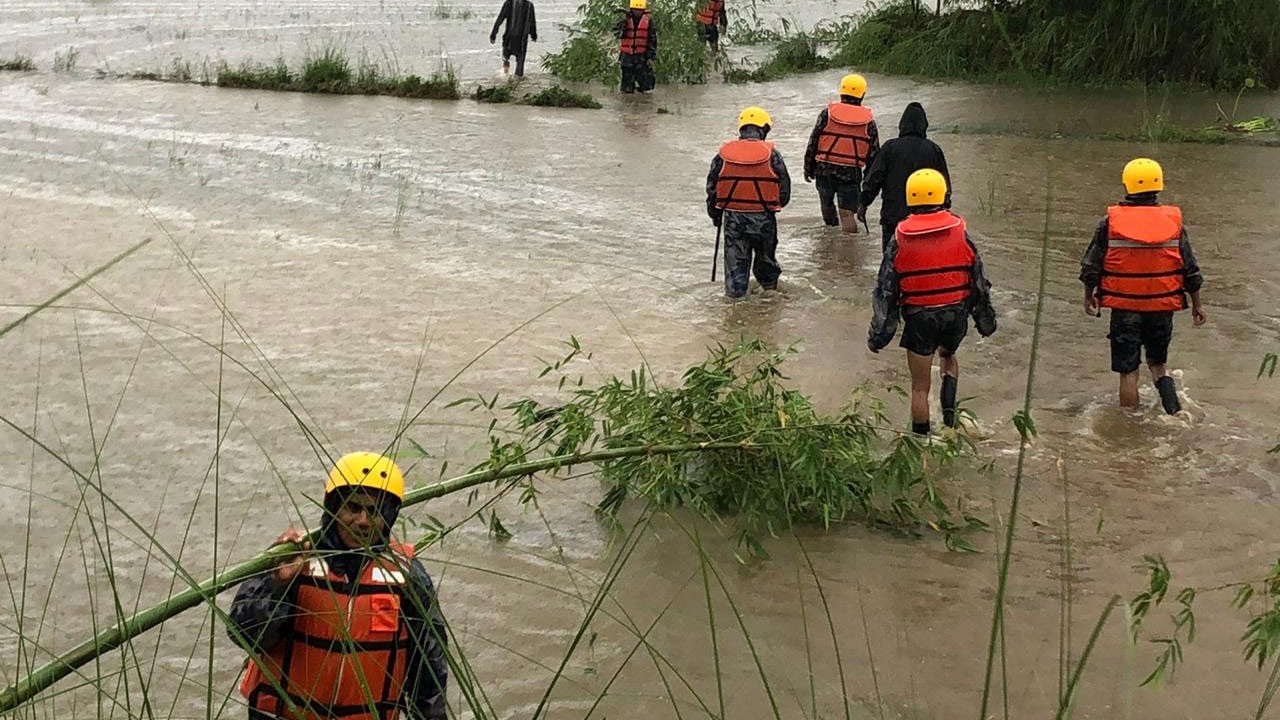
[
  {"xmin": 214, "ymin": 50, "xmax": 461, "ymax": 100},
  {"xmin": 836, "ymin": 0, "xmax": 1280, "ymax": 89},
  {"xmin": 473, "ymin": 83, "xmax": 516, "ymax": 103},
  {"xmin": 473, "ymin": 83, "xmax": 603, "ymax": 109},
  {"xmin": 523, "ymin": 85, "xmax": 602, "ymax": 108},
  {"xmin": 0, "ymin": 54, "xmax": 35, "ymax": 72}
]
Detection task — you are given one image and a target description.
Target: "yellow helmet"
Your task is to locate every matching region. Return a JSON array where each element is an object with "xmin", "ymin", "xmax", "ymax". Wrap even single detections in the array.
[
  {"xmin": 1122, "ymin": 157, "xmax": 1163, "ymax": 194},
  {"xmin": 738, "ymin": 105, "xmax": 772, "ymax": 129},
  {"xmin": 905, "ymin": 168, "xmax": 948, "ymax": 207},
  {"xmin": 839, "ymin": 73, "xmax": 867, "ymax": 99},
  {"xmin": 325, "ymin": 451, "xmax": 406, "ymax": 501},
  {"xmin": 629, "ymin": 0, "xmax": 646, "ymax": 9}
]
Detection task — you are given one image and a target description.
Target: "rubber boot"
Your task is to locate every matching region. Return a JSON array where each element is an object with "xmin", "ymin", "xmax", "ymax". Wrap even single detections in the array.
[
  {"xmin": 1156, "ymin": 376, "xmax": 1181, "ymax": 415},
  {"xmin": 941, "ymin": 375, "xmax": 958, "ymax": 428},
  {"xmin": 912, "ymin": 421, "xmax": 930, "ymax": 436}
]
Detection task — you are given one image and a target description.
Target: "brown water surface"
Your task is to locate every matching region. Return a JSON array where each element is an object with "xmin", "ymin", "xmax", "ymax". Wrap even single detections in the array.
[{"xmin": 2, "ymin": 2, "xmax": 1279, "ymax": 718}]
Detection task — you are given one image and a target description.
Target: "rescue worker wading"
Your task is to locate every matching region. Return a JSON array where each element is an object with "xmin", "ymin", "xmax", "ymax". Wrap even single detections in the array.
[
  {"xmin": 706, "ymin": 106, "xmax": 792, "ymax": 298},
  {"xmin": 1079, "ymin": 157, "xmax": 1206, "ymax": 415},
  {"xmin": 616, "ymin": 0, "xmax": 657, "ymax": 94},
  {"xmin": 804, "ymin": 73, "xmax": 880, "ymax": 234},
  {"xmin": 694, "ymin": 0, "xmax": 727, "ymax": 55},
  {"xmin": 859, "ymin": 101, "xmax": 950, "ymax": 252},
  {"xmin": 869, "ymin": 169, "xmax": 997, "ymax": 434},
  {"xmin": 228, "ymin": 452, "xmax": 449, "ymax": 720}
]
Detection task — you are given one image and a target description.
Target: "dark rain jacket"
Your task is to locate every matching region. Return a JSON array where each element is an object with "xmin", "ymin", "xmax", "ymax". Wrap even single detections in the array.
[
  {"xmin": 705, "ymin": 125, "xmax": 792, "ymax": 235},
  {"xmin": 615, "ymin": 11, "xmax": 658, "ymax": 60},
  {"xmin": 486, "ymin": 0, "xmax": 532, "ymax": 43},
  {"xmin": 803, "ymin": 97, "xmax": 880, "ymax": 184},
  {"xmin": 868, "ymin": 215, "xmax": 997, "ymax": 351},
  {"xmin": 860, "ymin": 102, "xmax": 951, "ymax": 229},
  {"xmin": 1078, "ymin": 193, "xmax": 1204, "ymax": 296},
  {"xmin": 227, "ymin": 498, "xmax": 449, "ymax": 720}
]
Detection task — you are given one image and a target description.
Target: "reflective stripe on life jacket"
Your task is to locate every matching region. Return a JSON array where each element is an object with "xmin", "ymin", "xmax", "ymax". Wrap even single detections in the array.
[
  {"xmin": 695, "ymin": 0, "xmax": 724, "ymax": 25},
  {"xmin": 714, "ymin": 139, "xmax": 782, "ymax": 213},
  {"xmin": 1099, "ymin": 205, "xmax": 1186, "ymax": 312},
  {"xmin": 894, "ymin": 211, "xmax": 974, "ymax": 307},
  {"xmin": 240, "ymin": 541, "xmax": 417, "ymax": 720},
  {"xmin": 619, "ymin": 12, "xmax": 652, "ymax": 56},
  {"xmin": 814, "ymin": 103, "xmax": 873, "ymax": 168}
]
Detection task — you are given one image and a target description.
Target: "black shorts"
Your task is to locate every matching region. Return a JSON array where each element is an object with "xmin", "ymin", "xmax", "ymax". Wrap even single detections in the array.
[
  {"xmin": 1108, "ymin": 309, "xmax": 1173, "ymax": 373},
  {"xmin": 697, "ymin": 23, "xmax": 720, "ymax": 43},
  {"xmin": 900, "ymin": 303, "xmax": 968, "ymax": 356}
]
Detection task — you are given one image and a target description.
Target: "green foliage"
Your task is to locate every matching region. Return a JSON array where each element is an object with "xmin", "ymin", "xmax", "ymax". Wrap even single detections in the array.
[
  {"xmin": 215, "ymin": 51, "xmax": 461, "ymax": 100},
  {"xmin": 473, "ymin": 83, "xmax": 516, "ymax": 103},
  {"xmin": 543, "ymin": 0, "xmax": 713, "ymax": 85},
  {"xmin": 836, "ymin": 0, "xmax": 1280, "ymax": 88},
  {"xmin": 0, "ymin": 54, "xmax": 36, "ymax": 72},
  {"xmin": 474, "ymin": 339, "xmax": 980, "ymax": 554},
  {"xmin": 473, "ymin": 83, "xmax": 603, "ymax": 108},
  {"xmin": 523, "ymin": 85, "xmax": 603, "ymax": 108},
  {"xmin": 299, "ymin": 45, "xmax": 352, "ymax": 92}
]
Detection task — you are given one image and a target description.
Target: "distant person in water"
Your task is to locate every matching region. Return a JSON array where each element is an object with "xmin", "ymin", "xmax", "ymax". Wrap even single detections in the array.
[
  {"xmin": 228, "ymin": 452, "xmax": 449, "ymax": 720},
  {"xmin": 1079, "ymin": 157, "xmax": 1206, "ymax": 415},
  {"xmin": 804, "ymin": 73, "xmax": 879, "ymax": 234},
  {"xmin": 869, "ymin": 169, "xmax": 997, "ymax": 434},
  {"xmin": 694, "ymin": 0, "xmax": 728, "ymax": 54},
  {"xmin": 706, "ymin": 106, "xmax": 791, "ymax": 298},
  {"xmin": 490, "ymin": 0, "xmax": 537, "ymax": 77},
  {"xmin": 859, "ymin": 101, "xmax": 951, "ymax": 252},
  {"xmin": 616, "ymin": 0, "xmax": 657, "ymax": 93}
]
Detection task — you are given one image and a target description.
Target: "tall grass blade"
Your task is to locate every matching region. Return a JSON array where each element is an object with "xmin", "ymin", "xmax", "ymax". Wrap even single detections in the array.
[
  {"xmin": 1054, "ymin": 595, "xmax": 1121, "ymax": 720},
  {"xmin": 979, "ymin": 177, "xmax": 1053, "ymax": 718},
  {"xmin": 0, "ymin": 238, "xmax": 151, "ymax": 339}
]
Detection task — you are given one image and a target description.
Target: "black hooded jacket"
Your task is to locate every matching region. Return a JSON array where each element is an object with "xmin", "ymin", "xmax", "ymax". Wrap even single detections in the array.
[
  {"xmin": 860, "ymin": 102, "xmax": 951, "ymax": 229},
  {"xmin": 227, "ymin": 491, "xmax": 449, "ymax": 719}
]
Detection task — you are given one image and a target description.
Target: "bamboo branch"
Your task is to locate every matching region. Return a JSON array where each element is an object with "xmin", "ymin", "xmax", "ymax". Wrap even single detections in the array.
[{"xmin": 0, "ymin": 441, "xmax": 753, "ymax": 713}]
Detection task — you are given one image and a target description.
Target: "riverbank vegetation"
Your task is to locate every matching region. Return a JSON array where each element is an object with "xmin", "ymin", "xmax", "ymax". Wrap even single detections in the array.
[
  {"xmin": 215, "ymin": 47, "xmax": 461, "ymax": 99},
  {"xmin": 0, "ymin": 54, "xmax": 35, "ymax": 72},
  {"xmin": 473, "ymin": 82, "xmax": 603, "ymax": 108},
  {"xmin": 839, "ymin": 0, "xmax": 1280, "ymax": 88}
]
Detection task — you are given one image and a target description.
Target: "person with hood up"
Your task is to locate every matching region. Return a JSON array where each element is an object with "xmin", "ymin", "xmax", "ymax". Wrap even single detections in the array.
[
  {"xmin": 869, "ymin": 170, "xmax": 996, "ymax": 435},
  {"xmin": 489, "ymin": 0, "xmax": 538, "ymax": 78},
  {"xmin": 803, "ymin": 73, "xmax": 880, "ymax": 233},
  {"xmin": 228, "ymin": 452, "xmax": 449, "ymax": 720},
  {"xmin": 706, "ymin": 106, "xmax": 792, "ymax": 298},
  {"xmin": 859, "ymin": 102, "xmax": 951, "ymax": 252},
  {"xmin": 616, "ymin": 0, "xmax": 657, "ymax": 93}
]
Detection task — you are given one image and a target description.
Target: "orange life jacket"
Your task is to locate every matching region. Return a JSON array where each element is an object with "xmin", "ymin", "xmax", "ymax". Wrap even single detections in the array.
[
  {"xmin": 894, "ymin": 211, "xmax": 974, "ymax": 307},
  {"xmin": 714, "ymin": 139, "xmax": 782, "ymax": 213},
  {"xmin": 1099, "ymin": 205, "xmax": 1185, "ymax": 312},
  {"xmin": 619, "ymin": 12, "xmax": 652, "ymax": 56},
  {"xmin": 814, "ymin": 103, "xmax": 874, "ymax": 168},
  {"xmin": 240, "ymin": 542, "xmax": 417, "ymax": 720},
  {"xmin": 695, "ymin": 0, "xmax": 724, "ymax": 25}
]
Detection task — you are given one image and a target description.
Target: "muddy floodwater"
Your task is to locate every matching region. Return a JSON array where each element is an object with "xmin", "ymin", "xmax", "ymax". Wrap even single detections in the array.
[{"xmin": 2, "ymin": 1, "xmax": 1280, "ymax": 718}]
